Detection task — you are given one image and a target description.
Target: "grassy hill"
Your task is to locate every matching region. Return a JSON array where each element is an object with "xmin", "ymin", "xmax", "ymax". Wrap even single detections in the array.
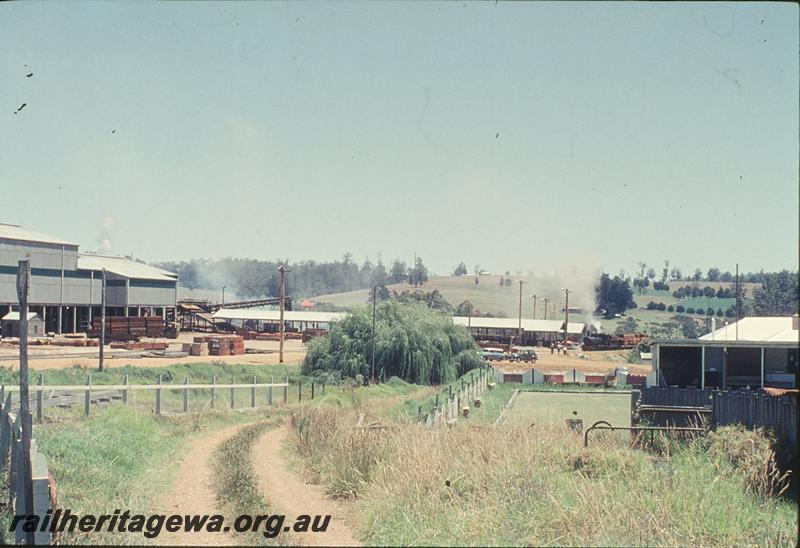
[
  {"xmin": 309, "ymin": 275, "xmax": 583, "ymax": 321},
  {"xmin": 309, "ymin": 276, "xmax": 757, "ymax": 336}
]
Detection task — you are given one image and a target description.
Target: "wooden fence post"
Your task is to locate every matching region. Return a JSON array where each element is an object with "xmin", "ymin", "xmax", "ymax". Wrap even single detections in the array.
[
  {"xmin": 211, "ymin": 376, "xmax": 216, "ymax": 409},
  {"xmin": 156, "ymin": 375, "xmax": 162, "ymax": 415},
  {"xmin": 36, "ymin": 374, "xmax": 43, "ymax": 423},
  {"xmin": 183, "ymin": 377, "xmax": 189, "ymax": 413},
  {"xmin": 284, "ymin": 376, "xmax": 288, "ymax": 404},
  {"xmin": 268, "ymin": 376, "xmax": 273, "ymax": 406},
  {"xmin": 122, "ymin": 374, "xmax": 129, "ymax": 405},
  {"xmin": 84, "ymin": 374, "xmax": 91, "ymax": 417},
  {"xmin": 298, "ymin": 381, "xmax": 302, "ymax": 402},
  {"xmin": 251, "ymin": 376, "xmax": 257, "ymax": 408},
  {"xmin": 311, "ymin": 382, "xmax": 315, "ymax": 400},
  {"xmin": 30, "ymin": 443, "xmax": 52, "ymax": 545},
  {"xmin": 230, "ymin": 375, "xmax": 235, "ymax": 409}
]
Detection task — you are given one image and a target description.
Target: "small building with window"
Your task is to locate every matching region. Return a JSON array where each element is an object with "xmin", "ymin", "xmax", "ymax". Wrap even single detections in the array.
[
  {"xmin": 1, "ymin": 311, "xmax": 45, "ymax": 338},
  {"xmin": 652, "ymin": 316, "xmax": 799, "ymax": 389}
]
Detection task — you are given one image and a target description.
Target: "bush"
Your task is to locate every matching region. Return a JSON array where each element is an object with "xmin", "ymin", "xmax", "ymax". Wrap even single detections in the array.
[
  {"xmin": 686, "ymin": 307, "xmax": 696, "ymax": 314},
  {"xmin": 303, "ymin": 301, "xmax": 479, "ymax": 385},
  {"xmin": 667, "ymin": 305, "xmax": 674, "ymax": 312},
  {"xmin": 676, "ymin": 305, "xmax": 685, "ymax": 313},
  {"xmin": 703, "ymin": 426, "xmax": 791, "ymax": 498}
]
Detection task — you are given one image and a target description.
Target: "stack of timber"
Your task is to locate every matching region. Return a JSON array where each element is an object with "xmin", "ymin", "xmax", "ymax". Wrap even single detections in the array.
[
  {"xmin": 234, "ymin": 328, "xmax": 257, "ymax": 340},
  {"xmin": 110, "ymin": 341, "xmax": 169, "ymax": 351},
  {"xmin": 2, "ymin": 337, "xmax": 99, "ymax": 347},
  {"xmin": 302, "ymin": 329, "xmax": 327, "ymax": 343},
  {"xmin": 209, "ymin": 334, "xmax": 245, "ymax": 356},
  {"xmin": 88, "ymin": 316, "xmax": 165, "ymax": 340},
  {"xmin": 183, "ymin": 335, "xmax": 245, "ymax": 356},
  {"xmin": 255, "ymin": 332, "xmax": 303, "ymax": 341}
]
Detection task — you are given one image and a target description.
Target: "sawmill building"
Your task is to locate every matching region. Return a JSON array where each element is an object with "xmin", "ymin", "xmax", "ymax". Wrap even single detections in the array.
[{"xmin": 0, "ymin": 223, "xmax": 177, "ymax": 334}]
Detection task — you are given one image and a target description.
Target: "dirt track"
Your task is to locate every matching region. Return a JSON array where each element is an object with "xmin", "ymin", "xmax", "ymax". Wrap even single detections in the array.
[
  {"xmin": 252, "ymin": 426, "xmax": 359, "ymax": 546},
  {"xmin": 157, "ymin": 424, "xmax": 244, "ymax": 546}
]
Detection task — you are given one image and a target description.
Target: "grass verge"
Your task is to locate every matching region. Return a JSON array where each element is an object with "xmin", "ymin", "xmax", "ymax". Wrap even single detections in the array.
[
  {"xmin": 287, "ymin": 405, "xmax": 798, "ymax": 546},
  {"xmin": 30, "ymin": 405, "xmax": 267, "ymax": 544}
]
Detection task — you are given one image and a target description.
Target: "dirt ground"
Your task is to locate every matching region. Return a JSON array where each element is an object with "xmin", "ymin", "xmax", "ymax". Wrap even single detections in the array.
[
  {"xmin": 0, "ymin": 333, "xmax": 307, "ymax": 371},
  {"xmin": 0, "ymin": 334, "xmax": 650, "ymax": 376},
  {"xmin": 157, "ymin": 424, "xmax": 246, "ymax": 546},
  {"xmin": 491, "ymin": 347, "xmax": 651, "ymax": 376},
  {"xmin": 252, "ymin": 426, "xmax": 359, "ymax": 546}
]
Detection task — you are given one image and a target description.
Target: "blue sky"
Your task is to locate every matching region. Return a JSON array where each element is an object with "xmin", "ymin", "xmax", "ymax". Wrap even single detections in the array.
[{"xmin": 1, "ymin": 2, "xmax": 797, "ymax": 276}]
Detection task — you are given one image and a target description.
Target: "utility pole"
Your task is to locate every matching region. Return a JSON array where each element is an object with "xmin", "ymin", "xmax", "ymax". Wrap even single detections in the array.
[
  {"xmin": 562, "ymin": 288, "xmax": 570, "ymax": 349},
  {"xmin": 517, "ymin": 280, "xmax": 525, "ymax": 342},
  {"xmin": 278, "ymin": 265, "xmax": 287, "ymax": 363},
  {"xmin": 543, "ymin": 297, "xmax": 549, "ymax": 320},
  {"xmin": 99, "ymin": 268, "xmax": 106, "ymax": 372},
  {"xmin": 371, "ymin": 286, "xmax": 377, "ymax": 382},
  {"xmin": 16, "ymin": 260, "xmax": 35, "ymax": 545},
  {"xmin": 222, "ymin": 284, "xmax": 226, "ymax": 308},
  {"xmin": 532, "ymin": 294, "xmax": 537, "ymax": 320},
  {"xmin": 735, "ymin": 263, "xmax": 739, "ymax": 341}
]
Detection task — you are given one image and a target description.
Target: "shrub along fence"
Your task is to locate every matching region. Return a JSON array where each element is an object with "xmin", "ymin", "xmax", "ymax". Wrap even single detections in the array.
[
  {"xmin": 420, "ymin": 368, "xmax": 489, "ymax": 427},
  {"xmin": 637, "ymin": 387, "xmax": 797, "ymax": 455}
]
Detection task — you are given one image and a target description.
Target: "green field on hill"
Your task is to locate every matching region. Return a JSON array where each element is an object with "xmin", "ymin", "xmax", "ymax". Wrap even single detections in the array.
[{"xmin": 310, "ymin": 276, "xmax": 754, "ymax": 335}]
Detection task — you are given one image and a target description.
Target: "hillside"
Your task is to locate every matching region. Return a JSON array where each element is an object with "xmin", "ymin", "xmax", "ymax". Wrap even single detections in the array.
[
  {"xmin": 309, "ymin": 275, "xmax": 586, "ymax": 321},
  {"xmin": 309, "ymin": 276, "xmax": 758, "ymax": 336}
]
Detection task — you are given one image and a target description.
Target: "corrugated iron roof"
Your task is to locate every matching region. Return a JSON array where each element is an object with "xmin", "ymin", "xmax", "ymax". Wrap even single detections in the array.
[
  {"xmin": 213, "ymin": 309, "xmax": 346, "ymax": 323},
  {"xmin": 77, "ymin": 254, "xmax": 178, "ymax": 281},
  {"xmin": 699, "ymin": 317, "xmax": 798, "ymax": 343},
  {"xmin": 1, "ymin": 311, "xmax": 41, "ymax": 321},
  {"xmin": 453, "ymin": 316, "xmax": 585, "ymax": 333},
  {"xmin": 0, "ymin": 223, "xmax": 77, "ymax": 246}
]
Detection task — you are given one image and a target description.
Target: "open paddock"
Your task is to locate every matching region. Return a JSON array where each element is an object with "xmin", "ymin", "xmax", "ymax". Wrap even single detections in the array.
[{"xmin": 504, "ymin": 390, "xmax": 632, "ymax": 427}]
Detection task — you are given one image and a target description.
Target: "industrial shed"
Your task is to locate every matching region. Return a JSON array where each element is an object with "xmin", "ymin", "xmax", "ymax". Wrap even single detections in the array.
[
  {"xmin": 0, "ymin": 223, "xmax": 178, "ymax": 333},
  {"xmin": 1, "ymin": 311, "xmax": 44, "ymax": 338},
  {"xmin": 652, "ymin": 316, "xmax": 799, "ymax": 389},
  {"xmin": 212, "ymin": 308, "xmax": 346, "ymax": 332},
  {"xmin": 452, "ymin": 316, "xmax": 591, "ymax": 346}
]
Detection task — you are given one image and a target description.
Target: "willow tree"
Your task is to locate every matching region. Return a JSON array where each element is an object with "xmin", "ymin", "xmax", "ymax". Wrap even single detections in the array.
[{"xmin": 302, "ymin": 301, "xmax": 481, "ymax": 385}]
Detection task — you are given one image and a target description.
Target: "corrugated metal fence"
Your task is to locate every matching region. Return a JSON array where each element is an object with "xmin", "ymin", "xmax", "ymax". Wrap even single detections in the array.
[{"xmin": 639, "ymin": 387, "xmax": 797, "ymax": 454}]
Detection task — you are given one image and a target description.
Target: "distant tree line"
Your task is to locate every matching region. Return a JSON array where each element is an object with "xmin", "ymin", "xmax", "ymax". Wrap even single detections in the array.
[
  {"xmin": 645, "ymin": 301, "xmax": 740, "ymax": 318},
  {"xmin": 672, "ymin": 285, "xmax": 735, "ymax": 300},
  {"xmin": 154, "ymin": 254, "xmax": 432, "ymax": 300}
]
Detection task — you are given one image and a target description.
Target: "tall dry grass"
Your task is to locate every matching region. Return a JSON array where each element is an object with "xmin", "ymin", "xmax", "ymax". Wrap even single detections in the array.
[{"xmin": 287, "ymin": 406, "xmax": 797, "ymax": 546}]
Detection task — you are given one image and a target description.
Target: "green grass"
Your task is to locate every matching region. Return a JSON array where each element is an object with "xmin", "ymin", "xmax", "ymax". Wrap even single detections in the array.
[
  {"xmin": 392, "ymin": 368, "xmax": 487, "ymax": 421},
  {"xmin": 311, "ymin": 275, "xmax": 579, "ymax": 321},
  {"xmin": 288, "ymin": 405, "xmax": 798, "ymax": 546},
  {"xmin": 504, "ymin": 390, "xmax": 632, "ymax": 427},
  {"xmin": 0, "ymin": 361, "xmax": 303, "ymax": 387},
  {"xmin": 210, "ymin": 420, "xmax": 276, "ymax": 546},
  {"xmin": 32, "ymin": 405, "xmax": 269, "ymax": 545},
  {"xmin": 678, "ymin": 296, "xmax": 736, "ymax": 311}
]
